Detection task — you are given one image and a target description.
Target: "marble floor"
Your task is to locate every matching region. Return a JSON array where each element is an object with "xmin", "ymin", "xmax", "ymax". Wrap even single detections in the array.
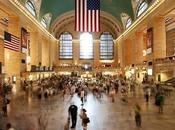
[{"xmin": 0, "ymin": 86, "xmax": 175, "ymax": 130}]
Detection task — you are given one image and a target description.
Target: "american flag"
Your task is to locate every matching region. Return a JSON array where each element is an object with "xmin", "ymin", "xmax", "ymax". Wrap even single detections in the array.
[
  {"xmin": 4, "ymin": 31, "xmax": 20, "ymax": 52},
  {"xmin": 75, "ymin": 0, "xmax": 100, "ymax": 32}
]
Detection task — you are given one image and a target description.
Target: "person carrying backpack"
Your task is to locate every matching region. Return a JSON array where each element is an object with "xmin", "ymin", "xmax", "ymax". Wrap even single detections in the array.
[{"xmin": 155, "ymin": 93, "xmax": 164, "ymax": 114}]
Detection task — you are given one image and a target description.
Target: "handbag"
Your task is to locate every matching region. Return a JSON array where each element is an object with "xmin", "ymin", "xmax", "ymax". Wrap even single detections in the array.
[{"xmin": 83, "ymin": 117, "xmax": 90, "ymax": 124}]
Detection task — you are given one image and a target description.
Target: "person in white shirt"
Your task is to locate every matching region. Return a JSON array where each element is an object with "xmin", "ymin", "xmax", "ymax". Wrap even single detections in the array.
[
  {"xmin": 71, "ymin": 85, "xmax": 75, "ymax": 97},
  {"xmin": 80, "ymin": 89, "xmax": 85, "ymax": 105}
]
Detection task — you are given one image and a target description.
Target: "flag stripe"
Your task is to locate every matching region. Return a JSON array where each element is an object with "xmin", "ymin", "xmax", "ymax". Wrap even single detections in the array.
[
  {"xmin": 4, "ymin": 41, "xmax": 20, "ymax": 47},
  {"xmin": 75, "ymin": 0, "xmax": 100, "ymax": 32},
  {"xmin": 92, "ymin": 10, "xmax": 95, "ymax": 32},
  {"xmin": 4, "ymin": 43, "xmax": 19, "ymax": 50},
  {"xmin": 80, "ymin": 0, "xmax": 83, "ymax": 31},
  {"xmin": 84, "ymin": 0, "xmax": 87, "ymax": 32},
  {"xmin": 96, "ymin": 10, "xmax": 99, "ymax": 32},
  {"xmin": 76, "ymin": 0, "xmax": 79, "ymax": 31},
  {"xmin": 4, "ymin": 46, "xmax": 19, "ymax": 52},
  {"xmin": 88, "ymin": 10, "xmax": 91, "ymax": 32}
]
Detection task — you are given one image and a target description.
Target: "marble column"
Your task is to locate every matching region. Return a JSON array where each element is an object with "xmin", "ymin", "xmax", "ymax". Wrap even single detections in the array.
[
  {"xmin": 113, "ymin": 40, "xmax": 118, "ymax": 67},
  {"xmin": 124, "ymin": 38, "xmax": 132, "ymax": 66},
  {"xmin": 133, "ymin": 31, "xmax": 144, "ymax": 64},
  {"xmin": 93, "ymin": 40, "xmax": 100, "ymax": 67},
  {"xmin": 117, "ymin": 38, "xmax": 124, "ymax": 68},
  {"xmin": 30, "ymin": 32, "xmax": 40, "ymax": 66},
  {"xmin": 153, "ymin": 17, "xmax": 166, "ymax": 59},
  {"xmin": 73, "ymin": 39, "xmax": 79, "ymax": 65},
  {"xmin": 41, "ymin": 36, "xmax": 49, "ymax": 66},
  {"xmin": 49, "ymin": 38, "xmax": 58, "ymax": 67}
]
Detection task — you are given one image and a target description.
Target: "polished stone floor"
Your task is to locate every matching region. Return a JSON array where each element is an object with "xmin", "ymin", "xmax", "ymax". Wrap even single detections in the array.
[{"xmin": 0, "ymin": 85, "xmax": 175, "ymax": 130}]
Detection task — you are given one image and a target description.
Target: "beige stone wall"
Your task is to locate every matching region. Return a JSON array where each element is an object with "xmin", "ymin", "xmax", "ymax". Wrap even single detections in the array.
[
  {"xmin": 153, "ymin": 17, "xmax": 166, "ymax": 59},
  {"xmin": 133, "ymin": 32, "xmax": 144, "ymax": 64},
  {"xmin": 93, "ymin": 40, "xmax": 100, "ymax": 67},
  {"xmin": 113, "ymin": 41, "xmax": 118, "ymax": 67},
  {"xmin": 4, "ymin": 16, "xmax": 21, "ymax": 84},
  {"xmin": 41, "ymin": 37, "xmax": 49, "ymax": 66},
  {"xmin": 50, "ymin": 38, "xmax": 58, "ymax": 66},
  {"xmin": 73, "ymin": 40, "xmax": 79, "ymax": 65},
  {"xmin": 0, "ymin": 1, "xmax": 57, "ymax": 85},
  {"xmin": 117, "ymin": 39, "xmax": 124, "ymax": 68},
  {"xmin": 0, "ymin": 39, "xmax": 4, "ymax": 65},
  {"xmin": 0, "ymin": 7, "xmax": 9, "ymax": 68},
  {"xmin": 166, "ymin": 28, "xmax": 175, "ymax": 56},
  {"xmin": 30, "ymin": 32, "xmax": 40, "ymax": 66},
  {"xmin": 124, "ymin": 39, "xmax": 132, "ymax": 66}
]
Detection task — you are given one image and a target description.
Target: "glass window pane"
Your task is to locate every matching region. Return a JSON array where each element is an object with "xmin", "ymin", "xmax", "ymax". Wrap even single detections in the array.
[
  {"xmin": 59, "ymin": 32, "xmax": 73, "ymax": 59},
  {"xmin": 80, "ymin": 33, "xmax": 93, "ymax": 59},
  {"xmin": 41, "ymin": 18, "xmax": 47, "ymax": 28},
  {"xmin": 100, "ymin": 32, "xmax": 114, "ymax": 60},
  {"xmin": 136, "ymin": 1, "xmax": 148, "ymax": 17},
  {"xmin": 25, "ymin": 1, "xmax": 36, "ymax": 16},
  {"xmin": 125, "ymin": 17, "xmax": 132, "ymax": 29}
]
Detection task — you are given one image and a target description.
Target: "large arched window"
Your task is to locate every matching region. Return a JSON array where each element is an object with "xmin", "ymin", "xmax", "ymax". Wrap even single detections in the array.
[
  {"xmin": 41, "ymin": 13, "xmax": 52, "ymax": 28},
  {"xmin": 41, "ymin": 18, "xmax": 47, "ymax": 28},
  {"xmin": 125, "ymin": 17, "xmax": 132, "ymax": 29},
  {"xmin": 59, "ymin": 32, "xmax": 73, "ymax": 59},
  {"xmin": 25, "ymin": 0, "xmax": 36, "ymax": 16},
  {"xmin": 80, "ymin": 33, "xmax": 93, "ymax": 59},
  {"xmin": 100, "ymin": 32, "xmax": 114, "ymax": 60},
  {"xmin": 136, "ymin": 0, "xmax": 148, "ymax": 17}
]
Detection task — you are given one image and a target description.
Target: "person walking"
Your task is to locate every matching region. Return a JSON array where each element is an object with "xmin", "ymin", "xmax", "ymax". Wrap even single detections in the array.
[
  {"xmin": 145, "ymin": 89, "xmax": 149, "ymax": 102},
  {"xmin": 68, "ymin": 102, "xmax": 78, "ymax": 129},
  {"xmin": 155, "ymin": 93, "xmax": 164, "ymax": 114},
  {"xmin": 80, "ymin": 89, "xmax": 85, "ymax": 105},
  {"xmin": 80, "ymin": 108, "xmax": 90, "ymax": 130},
  {"xmin": 2, "ymin": 95, "xmax": 10, "ymax": 117},
  {"xmin": 134, "ymin": 103, "xmax": 141, "ymax": 128},
  {"xmin": 109, "ymin": 88, "xmax": 115, "ymax": 103}
]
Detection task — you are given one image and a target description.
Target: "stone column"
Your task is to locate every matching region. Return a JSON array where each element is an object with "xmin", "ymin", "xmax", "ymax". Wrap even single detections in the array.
[
  {"xmin": 41, "ymin": 36, "xmax": 49, "ymax": 66},
  {"xmin": 153, "ymin": 17, "xmax": 166, "ymax": 59},
  {"xmin": 124, "ymin": 38, "xmax": 132, "ymax": 66},
  {"xmin": 133, "ymin": 31, "xmax": 144, "ymax": 64},
  {"xmin": 30, "ymin": 32, "xmax": 39, "ymax": 66},
  {"xmin": 57, "ymin": 40, "xmax": 60, "ymax": 65},
  {"xmin": 113, "ymin": 40, "xmax": 118, "ymax": 67},
  {"xmin": 73, "ymin": 39, "xmax": 79, "ymax": 65},
  {"xmin": 49, "ymin": 37, "xmax": 57, "ymax": 67},
  {"xmin": 117, "ymin": 38, "xmax": 124, "ymax": 68},
  {"xmin": 38, "ymin": 33, "xmax": 42, "ymax": 65},
  {"xmin": 93, "ymin": 40, "xmax": 100, "ymax": 67}
]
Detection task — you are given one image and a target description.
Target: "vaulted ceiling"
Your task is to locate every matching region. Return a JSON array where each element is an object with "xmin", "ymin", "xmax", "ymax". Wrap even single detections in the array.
[
  {"xmin": 19, "ymin": 0, "xmax": 153, "ymax": 37},
  {"xmin": 39, "ymin": 0, "xmax": 134, "ymax": 23}
]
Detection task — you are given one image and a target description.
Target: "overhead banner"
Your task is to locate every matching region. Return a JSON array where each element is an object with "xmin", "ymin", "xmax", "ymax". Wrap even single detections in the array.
[
  {"xmin": 146, "ymin": 28, "xmax": 153, "ymax": 54},
  {"xmin": 21, "ymin": 27, "xmax": 28, "ymax": 54}
]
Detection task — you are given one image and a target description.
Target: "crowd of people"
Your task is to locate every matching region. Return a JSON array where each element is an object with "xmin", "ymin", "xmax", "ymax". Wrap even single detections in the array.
[{"xmin": 0, "ymin": 74, "xmax": 173, "ymax": 130}]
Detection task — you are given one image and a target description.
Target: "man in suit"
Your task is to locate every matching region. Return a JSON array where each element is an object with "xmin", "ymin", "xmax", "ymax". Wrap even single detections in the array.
[{"xmin": 68, "ymin": 102, "xmax": 78, "ymax": 129}]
